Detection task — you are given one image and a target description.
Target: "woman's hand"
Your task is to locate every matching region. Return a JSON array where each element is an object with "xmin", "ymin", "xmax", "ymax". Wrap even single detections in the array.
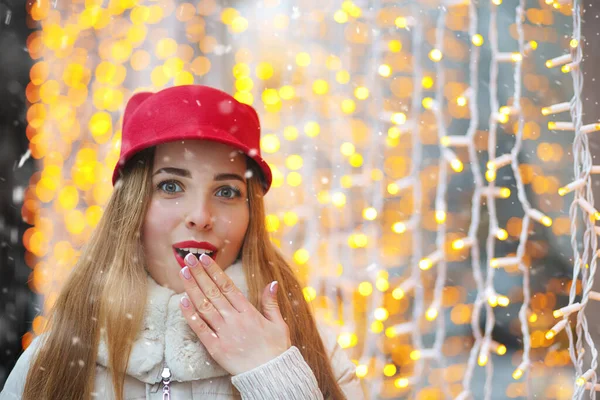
[{"xmin": 178, "ymin": 253, "xmax": 292, "ymax": 376}]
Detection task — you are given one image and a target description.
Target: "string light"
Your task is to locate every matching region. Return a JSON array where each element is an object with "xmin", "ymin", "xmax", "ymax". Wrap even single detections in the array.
[
  {"xmin": 495, "ymin": 52, "xmax": 522, "ymax": 62},
  {"xmin": 385, "ymin": 322, "xmax": 415, "ymax": 338},
  {"xmin": 523, "ymin": 40, "xmax": 538, "ymax": 55},
  {"xmin": 443, "ymin": 149, "xmax": 464, "ymax": 172},
  {"xmin": 552, "ymin": 302, "xmax": 582, "ymax": 318},
  {"xmin": 548, "ymin": 121, "xmax": 600, "ymax": 133},
  {"xmin": 457, "ymin": 88, "xmax": 474, "ymax": 107},
  {"xmin": 527, "ymin": 209, "xmax": 553, "ymax": 227},
  {"xmin": 392, "ymin": 279, "xmax": 416, "ymax": 300},
  {"xmin": 392, "ymin": 221, "xmax": 407, "ymax": 234},
  {"xmin": 547, "ymin": 121, "xmax": 574, "ymax": 131},
  {"xmin": 478, "ymin": 340, "xmax": 490, "ymax": 366},
  {"xmin": 541, "ymin": 102, "xmax": 571, "ymax": 115},
  {"xmin": 494, "ymin": 112, "xmax": 510, "ymax": 124},
  {"xmin": 479, "ymin": 186, "xmax": 511, "ymax": 199},
  {"xmin": 490, "ymin": 256, "xmax": 520, "ymax": 269},
  {"xmin": 562, "ymin": 62, "xmax": 577, "ymax": 73},
  {"xmin": 440, "ymin": 135, "xmax": 470, "ymax": 147},
  {"xmin": 487, "ymin": 154, "xmax": 512, "ymax": 171},
  {"xmin": 558, "ymin": 178, "xmax": 586, "ymax": 196},
  {"xmin": 378, "ymin": 64, "xmax": 392, "ymax": 77},
  {"xmin": 499, "ymin": 106, "xmax": 517, "ymax": 116},
  {"xmin": 588, "ymin": 291, "xmax": 600, "ymax": 301},
  {"xmin": 419, "ymin": 250, "xmax": 442, "ymax": 271},
  {"xmin": 545, "ymin": 54, "xmax": 573, "ymax": 68},
  {"xmin": 495, "ymin": 228, "xmax": 508, "ymax": 241},
  {"xmin": 389, "ymin": 112, "xmax": 408, "ymax": 125},
  {"xmin": 394, "ymin": 376, "xmax": 413, "ymax": 389},
  {"xmin": 390, "ymin": 177, "xmax": 414, "ymax": 194},
  {"xmin": 422, "ymin": 97, "xmax": 435, "ymax": 110},
  {"xmin": 583, "ymin": 123, "xmax": 600, "ymax": 133},
  {"xmin": 471, "ymin": 34, "xmax": 484, "ymax": 47},
  {"xmin": 577, "ymin": 198, "xmax": 600, "ymax": 221},
  {"xmin": 425, "ymin": 306, "xmax": 439, "ymax": 321},
  {"xmin": 452, "ymin": 237, "xmax": 475, "ymax": 250},
  {"xmin": 545, "ymin": 319, "xmax": 568, "ymax": 340},
  {"xmin": 429, "ymin": 49, "xmax": 443, "ymax": 62},
  {"xmin": 512, "ymin": 361, "xmax": 529, "ymax": 380},
  {"xmin": 488, "ymin": 292, "xmax": 510, "ymax": 307},
  {"xmin": 435, "ymin": 209, "xmax": 447, "ymax": 224},
  {"xmin": 576, "ymin": 369, "xmax": 595, "ymax": 387},
  {"xmin": 490, "ymin": 341, "xmax": 507, "ymax": 356},
  {"xmin": 394, "ymin": 16, "xmax": 415, "ymax": 29}
]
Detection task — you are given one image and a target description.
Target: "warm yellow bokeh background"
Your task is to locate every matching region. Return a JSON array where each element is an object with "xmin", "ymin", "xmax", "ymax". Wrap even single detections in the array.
[{"xmin": 20, "ymin": 0, "xmax": 583, "ymax": 398}]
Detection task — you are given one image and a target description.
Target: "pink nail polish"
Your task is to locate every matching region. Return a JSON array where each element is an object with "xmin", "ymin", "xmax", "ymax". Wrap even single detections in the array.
[
  {"xmin": 270, "ymin": 281, "xmax": 278, "ymax": 295},
  {"xmin": 185, "ymin": 253, "xmax": 198, "ymax": 266},
  {"xmin": 200, "ymin": 253, "xmax": 211, "ymax": 267},
  {"xmin": 181, "ymin": 266, "xmax": 192, "ymax": 280},
  {"xmin": 181, "ymin": 296, "xmax": 190, "ymax": 308}
]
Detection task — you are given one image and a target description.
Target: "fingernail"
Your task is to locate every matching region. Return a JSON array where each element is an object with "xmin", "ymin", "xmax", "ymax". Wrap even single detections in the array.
[
  {"xmin": 185, "ymin": 253, "xmax": 198, "ymax": 266},
  {"xmin": 270, "ymin": 281, "xmax": 278, "ymax": 295},
  {"xmin": 181, "ymin": 266, "xmax": 192, "ymax": 280},
  {"xmin": 181, "ymin": 296, "xmax": 190, "ymax": 308},
  {"xmin": 200, "ymin": 253, "xmax": 211, "ymax": 267}
]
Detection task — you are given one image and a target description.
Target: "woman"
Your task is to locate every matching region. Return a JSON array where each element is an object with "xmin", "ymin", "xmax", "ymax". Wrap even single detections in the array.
[{"xmin": 1, "ymin": 86, "xmax": 364, "ymax": 399}]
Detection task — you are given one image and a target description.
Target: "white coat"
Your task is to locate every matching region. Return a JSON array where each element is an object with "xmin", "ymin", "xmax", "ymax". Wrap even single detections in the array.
[{"xmin": 1, "ymin": 261, "xmax": 365, "ymax": 399}]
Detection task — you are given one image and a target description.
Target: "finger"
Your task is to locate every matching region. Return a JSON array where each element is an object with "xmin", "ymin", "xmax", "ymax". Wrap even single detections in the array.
[
  {"xmin": 198, "ymin": 253, "xmax": 250, "ymax": 314},
  {"xmin": 260, "ymin": 281, "xmax": 284, "ymax": 323},
  {"xmin": 185, "ymin": 253, "xmax": 239, "ymax": 317},
  {"xmin": 180, "ymin": 264, "xmax": 225, "ymax": 331},
  {"xmin": 179, "ymin": 295, "xmax": 220, "ymax": 345}
]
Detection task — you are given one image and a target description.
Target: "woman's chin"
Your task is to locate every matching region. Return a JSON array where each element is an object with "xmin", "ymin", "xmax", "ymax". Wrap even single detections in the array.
[{"xmin": 167, "ymin": 279, "xmax": 186, "ymax": 294}]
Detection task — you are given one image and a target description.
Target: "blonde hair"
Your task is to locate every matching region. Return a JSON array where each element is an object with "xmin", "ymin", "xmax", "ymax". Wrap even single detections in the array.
[{"xmin": 22, "ymin": 147, "xmax": 346, "ymax": 399}]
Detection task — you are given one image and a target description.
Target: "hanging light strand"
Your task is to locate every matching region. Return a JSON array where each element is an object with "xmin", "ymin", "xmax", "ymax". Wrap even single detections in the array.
[
  {"xmin": 405, "ymin": 4, "xmax": 428, "ymax": 389},
  {"xmin": 429, "ymin": 8, "xmax": 452, "ymax": 396},
  {"xmin": 563, "ymin": 1, "xmax": 600, "ymax": 398}
]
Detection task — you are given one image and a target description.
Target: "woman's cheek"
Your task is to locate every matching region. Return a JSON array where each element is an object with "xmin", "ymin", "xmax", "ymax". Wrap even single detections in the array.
[{"xmin": 144, "ymin": 200, "xmax": 180, "ymax": 236}]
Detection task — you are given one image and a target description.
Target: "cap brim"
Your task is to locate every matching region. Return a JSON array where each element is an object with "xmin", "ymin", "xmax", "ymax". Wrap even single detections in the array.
[{"xmin": 112, "ymin": 125, "xmax": 272, "ymax": 192}]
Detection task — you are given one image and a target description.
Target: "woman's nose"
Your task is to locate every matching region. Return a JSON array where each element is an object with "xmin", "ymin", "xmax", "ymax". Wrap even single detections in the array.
[{"xmin": 184, "ymin": 204, "xmax": 213, "ymax": 231}]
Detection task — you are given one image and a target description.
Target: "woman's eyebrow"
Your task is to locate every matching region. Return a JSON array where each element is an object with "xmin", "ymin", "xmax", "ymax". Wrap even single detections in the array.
[
  {"xmin": 152, "ymin": 168, "xmax": 245, "ymax": 183},
  {"xmin": 153, "ymin": 167, "xmax": 191, "ymax": 178},
  {"xmin": 214, "ymin": 173, "xmax": 246, "ymax": 184}
]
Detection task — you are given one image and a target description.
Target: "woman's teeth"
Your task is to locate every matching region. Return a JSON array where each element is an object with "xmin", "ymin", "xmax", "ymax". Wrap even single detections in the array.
[{"xmin": 177, "ymin": 248, "xmax": 214, "ymax": 258}]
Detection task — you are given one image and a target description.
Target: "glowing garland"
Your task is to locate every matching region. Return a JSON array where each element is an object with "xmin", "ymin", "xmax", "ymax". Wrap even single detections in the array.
[{"xmin": 558, "ymin": 0, "xmax": 600, "ymax": 397}]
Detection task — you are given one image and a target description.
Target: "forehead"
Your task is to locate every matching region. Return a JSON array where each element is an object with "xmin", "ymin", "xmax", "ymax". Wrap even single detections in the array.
[{"xmin": 153, "ymin": 140, "xmax": 247, "ymax": 171}]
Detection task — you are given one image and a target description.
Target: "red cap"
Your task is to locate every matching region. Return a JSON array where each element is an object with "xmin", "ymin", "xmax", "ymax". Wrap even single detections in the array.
[{"xmin": 112, "ymin": 85, "xmax": 272, "ymax": 192}]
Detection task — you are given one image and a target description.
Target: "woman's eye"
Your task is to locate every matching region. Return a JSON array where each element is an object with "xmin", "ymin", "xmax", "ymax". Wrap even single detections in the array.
[
  {"xmin": 158, "ymin": 180, "xmax": 183, "ymax": 194},
  {"xmin": 216, "ymin": 186, "xmax": 241, "ymax": 199}
]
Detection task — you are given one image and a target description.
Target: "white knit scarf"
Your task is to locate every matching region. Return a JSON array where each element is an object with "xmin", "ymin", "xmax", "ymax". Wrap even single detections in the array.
[{"xmin": 96, "ymin": 261, "xmax": 248, "ymax": 384}]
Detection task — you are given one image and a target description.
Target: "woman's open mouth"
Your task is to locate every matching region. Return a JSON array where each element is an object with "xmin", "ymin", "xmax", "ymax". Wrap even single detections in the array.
[{"xmin": 172, "ymin": 242, "xmax": 218, "ymax": 268}]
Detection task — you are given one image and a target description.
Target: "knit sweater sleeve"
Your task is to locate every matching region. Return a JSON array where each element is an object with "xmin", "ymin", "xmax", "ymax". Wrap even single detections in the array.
[{"xmin": 230, "ymin": 346, "xmax": 324, "ymax": 400}]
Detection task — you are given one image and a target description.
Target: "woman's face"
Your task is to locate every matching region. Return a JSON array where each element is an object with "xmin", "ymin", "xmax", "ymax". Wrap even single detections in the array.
[{"xmin": 142, "ymin": 140, "xmax": 250, "ymax": 293}]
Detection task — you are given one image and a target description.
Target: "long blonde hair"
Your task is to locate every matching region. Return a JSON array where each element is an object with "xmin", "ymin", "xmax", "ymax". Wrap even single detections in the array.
[{"xmin": 22, "ymin": 146, "xmax": 346, "ymax": 399}]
